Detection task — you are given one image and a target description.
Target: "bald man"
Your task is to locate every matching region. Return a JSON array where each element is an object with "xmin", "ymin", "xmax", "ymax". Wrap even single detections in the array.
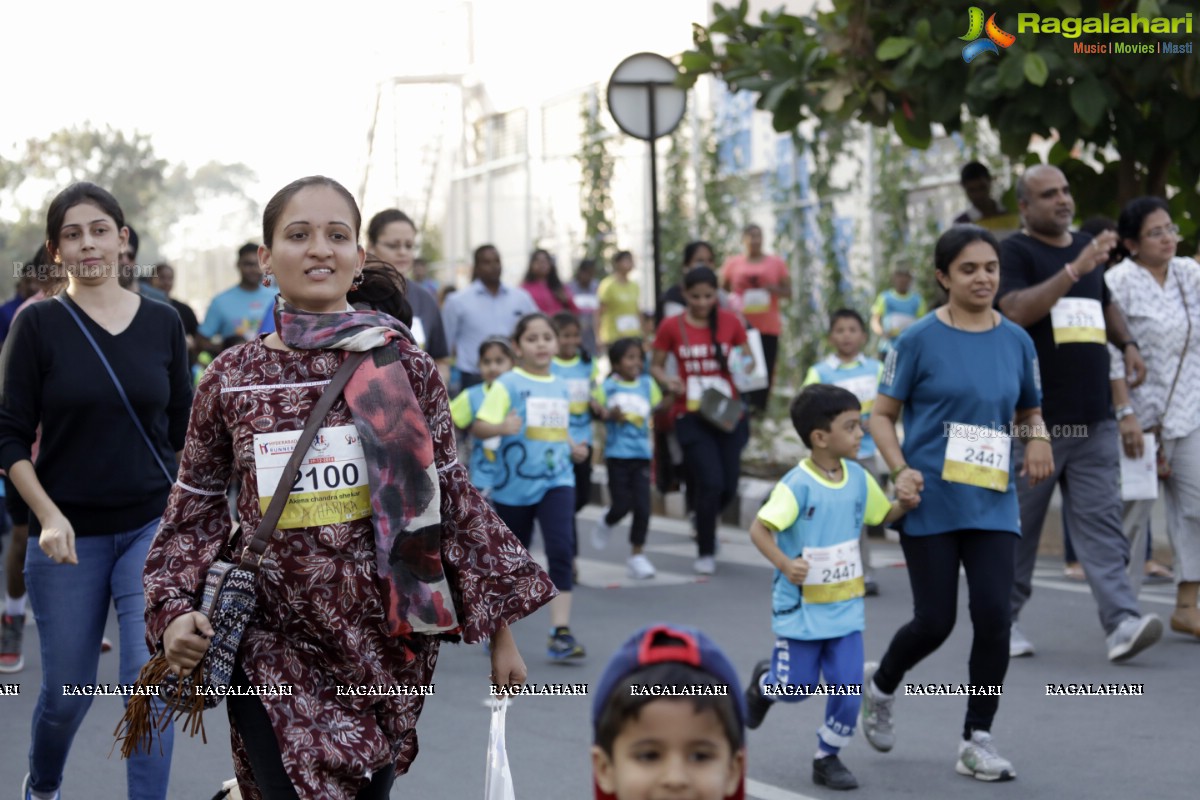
[{"xmin": 997, "ymin": 164, "xmax": 1159, "ymax": 663}]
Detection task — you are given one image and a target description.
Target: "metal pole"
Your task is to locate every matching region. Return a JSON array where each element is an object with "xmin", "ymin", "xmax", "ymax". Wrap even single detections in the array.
[{"xmin": 648, "ymin": 85, "xmax": 663, "ymax": 324}]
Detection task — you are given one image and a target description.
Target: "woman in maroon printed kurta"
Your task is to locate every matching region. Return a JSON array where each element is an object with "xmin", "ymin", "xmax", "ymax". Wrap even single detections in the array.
[{"xmin": 142, "ymin": 176, "xmax": 555, "ymax": 799}]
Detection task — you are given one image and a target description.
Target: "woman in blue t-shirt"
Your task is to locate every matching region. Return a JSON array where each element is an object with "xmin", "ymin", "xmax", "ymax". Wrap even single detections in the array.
[{"xmin": 860, "ymin": 226, "xmax": 1053, "ymax": 783}]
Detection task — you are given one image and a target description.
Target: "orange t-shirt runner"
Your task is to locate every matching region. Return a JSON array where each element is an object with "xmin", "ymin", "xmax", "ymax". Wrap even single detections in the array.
[{"xmin": 720, "ymin": 254, "xmax": 789, "ymax": 335}]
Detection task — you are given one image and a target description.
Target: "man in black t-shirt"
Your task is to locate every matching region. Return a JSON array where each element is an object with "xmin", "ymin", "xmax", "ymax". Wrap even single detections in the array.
[{"xmin": 997, "ymin": 164, "xmax": 1162, "ymax": 663}]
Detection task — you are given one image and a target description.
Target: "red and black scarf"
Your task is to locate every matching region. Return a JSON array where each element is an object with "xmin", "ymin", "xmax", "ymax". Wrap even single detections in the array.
[{"xmin": 276, "ymin": 299, "xmax": 457, "ymax": 637}]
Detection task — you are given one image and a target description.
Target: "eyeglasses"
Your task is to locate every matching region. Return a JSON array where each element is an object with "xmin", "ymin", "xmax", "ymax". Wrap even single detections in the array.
[{"xmin": 1144, "ymin": 223, "xmax": 1180, "ymax": 241}]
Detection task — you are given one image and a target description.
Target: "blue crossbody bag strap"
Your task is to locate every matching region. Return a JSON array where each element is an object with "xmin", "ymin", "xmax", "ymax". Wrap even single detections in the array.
[{"xmin": 55, "ymin": 295, "xmax": 174, "ymax": 485}]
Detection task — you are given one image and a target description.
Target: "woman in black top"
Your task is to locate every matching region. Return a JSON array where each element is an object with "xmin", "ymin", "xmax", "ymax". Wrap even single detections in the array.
[{"xmin": 0, "ymin": 182, "xmax": 191, "ymax": 800}]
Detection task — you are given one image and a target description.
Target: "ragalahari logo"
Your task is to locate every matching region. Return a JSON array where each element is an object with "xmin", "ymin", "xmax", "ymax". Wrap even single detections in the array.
[{"xmin": 961, "ymin": 7, "xmax": 1016, "ymax": 62}]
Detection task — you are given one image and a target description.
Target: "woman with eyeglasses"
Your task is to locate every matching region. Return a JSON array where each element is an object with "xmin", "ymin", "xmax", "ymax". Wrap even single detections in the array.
[
  {"xmin": 364, "ymin": 210, "xmax": 452, "ymax": 381},
  {"xmin": 1105, "ymin": 196, "xmax": 1200, "ymax": 639}
]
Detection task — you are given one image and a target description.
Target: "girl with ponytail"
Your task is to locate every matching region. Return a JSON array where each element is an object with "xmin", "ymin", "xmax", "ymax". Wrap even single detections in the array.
[{"xmin": 650, "ymin": 266, "xmax": 751, "ymax": 575}]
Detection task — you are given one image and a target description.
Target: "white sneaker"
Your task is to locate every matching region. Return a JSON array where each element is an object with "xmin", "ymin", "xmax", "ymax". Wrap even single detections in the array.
[
  {"xmin": 627, "ymin": 554, "xmax": 656, "ymax": 579},
  {"xmin": 860, "ymin": 662, "xmax": 895, "ymax": 752},
  {"xmin": 22, "ymin": 773, "xmax": 61, "ymax": 800},
  {"xmin": 956, "ymin": 731, "xmax": 1016, "ymax": 781},
  {"xmin": 591, "ymin": 513, "xmax": 615, "ymax": 550},
  {"xmin": 1009, "ymin": 623, "xmax": 1034, "ymax": 658},
  {"xmin": 1106, "ymin": 614, "xmax": 1163, "ymax": 662},
  {"xmin": 694, "ymin": 556, "xmax": 716, "ymax": 575}
]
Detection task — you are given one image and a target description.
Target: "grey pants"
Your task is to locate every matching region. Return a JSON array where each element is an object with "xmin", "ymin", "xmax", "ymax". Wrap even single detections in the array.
[
  {"xmin": 1125, "ymin": 426, "xmax": 1200, "ymax": 589},
  {"xmin": 1011, "ymin": 419, "xmax": 1141, "ymax": 635}
]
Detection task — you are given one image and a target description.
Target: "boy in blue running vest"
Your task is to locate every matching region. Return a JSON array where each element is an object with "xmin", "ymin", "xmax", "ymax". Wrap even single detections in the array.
[{"xmin": 744, "ymin": 384, "xmax": 916, "ymax": 791}]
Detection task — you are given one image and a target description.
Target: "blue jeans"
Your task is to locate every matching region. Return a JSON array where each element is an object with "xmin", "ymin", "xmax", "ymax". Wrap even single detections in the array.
[{"xmin": 25, "ymin": 518, "xmax": 173, "ymax": 799}]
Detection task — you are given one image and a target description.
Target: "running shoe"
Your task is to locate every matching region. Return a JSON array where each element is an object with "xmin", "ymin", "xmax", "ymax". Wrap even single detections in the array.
[
  {"xmin": 813, "ymin": 754, "xmax": 859, "ymax": 790},
  {"xmin": 956, "ymin": 731, "xmax": 1016, "ymax": 781},
  {"xmin": 744, "ymin": 660, "xmax": 772, "ymax": 730},
  {"xmin": 0, "ymin": 613, "xmax": 24, "ymax": 673},
  {"xmin": 864, "ymin": 575, "xmax": 880, "ymax": 597},
  {"xmin": 694, "ymin": 556, "xmax": 716, "ymax": 576},
  {"xmin": 547, "ymin": 627, "xmax": 586, "ymax": 661},
  {"xmin": 626, "ymin": 554, "xmax": 656, "ymax": 579},
  {"xmin": 860, "ymin": 662, "xmax": 895, "ymax": 752},
  {"xmin": 1106, "ymin": 614, "xmax": 1163, "ymax": 662},
  {"xmin": 22, "ymin": 773, "xmax": 60, "ymax": 800},
  {"xmin": 591, "ymin": 514, "xmax": 614, "ymax": 551},
  {"xmin": 1009, "ymin": 624, "xmax": 1034, "ymax": 658}
]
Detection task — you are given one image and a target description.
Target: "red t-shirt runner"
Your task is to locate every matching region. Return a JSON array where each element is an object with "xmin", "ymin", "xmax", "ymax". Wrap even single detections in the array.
[{"xmin": 653, "ymin": 309, "xmax": 748, "ymax": 419}]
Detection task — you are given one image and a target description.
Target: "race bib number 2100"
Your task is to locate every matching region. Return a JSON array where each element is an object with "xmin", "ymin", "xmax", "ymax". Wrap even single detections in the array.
[{"xmin": 253, "ymin": 424, "xmax": 372, "ymax": 529}]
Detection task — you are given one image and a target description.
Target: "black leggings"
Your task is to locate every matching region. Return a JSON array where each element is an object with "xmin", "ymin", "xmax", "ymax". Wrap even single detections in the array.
[
  {"xmin": 228, "ymin": 664, "xmax": 395, "ymax": 800},
  {"xmin": 604, "ymin": 458, "xmax": 651, "ymax": 547},
  {"xmin": 674, "ymin": 414, "xmax": 749, "ymax": 557},
  {"xmin": 873, "ymin": 529, "xmax": 1016, "ymax": 738},
  {"xmin": 572, "ymin": 445, "xmax": 593, "ymax": 557}
]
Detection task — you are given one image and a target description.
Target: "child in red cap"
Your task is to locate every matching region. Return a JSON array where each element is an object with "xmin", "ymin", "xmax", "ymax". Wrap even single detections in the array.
[{"xmin": 591, "ymin": 623, "xmax": 746, "ymax": 800}]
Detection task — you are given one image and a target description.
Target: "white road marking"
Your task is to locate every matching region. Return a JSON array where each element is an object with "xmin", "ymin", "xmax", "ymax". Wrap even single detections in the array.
[{"xmin": 746, "ymin": 778, "xmax": 823, "ymax": 800}]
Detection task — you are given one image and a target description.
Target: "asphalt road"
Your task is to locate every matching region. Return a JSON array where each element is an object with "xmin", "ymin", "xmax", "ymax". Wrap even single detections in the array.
[{"xmin": 1, "ymin": 506, "xmax": 1196, "ymax": 799}]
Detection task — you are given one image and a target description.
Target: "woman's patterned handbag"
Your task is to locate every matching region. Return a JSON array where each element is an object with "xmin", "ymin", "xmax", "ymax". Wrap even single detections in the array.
[{"xmin": 115, "ymin": 352, "xmax": 367, "ymax": 757}]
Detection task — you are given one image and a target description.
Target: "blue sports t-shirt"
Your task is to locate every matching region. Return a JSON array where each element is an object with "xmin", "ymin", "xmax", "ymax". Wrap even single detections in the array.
[
  {"xmin": 593, "ymin": 375, "xmax": 662, "ymax": 461},
  {"xmin": 449, "ymin": 384, "xmax": 501, "ymax": 491},
  {"xmin": 873, "ymin": 289, "xmax": 927, "ymax": 354},
  {"xmin": 199, "ymin": 285, "xmax": 279, "ymax": 340},
  {"xmin": 758, "ymin": 460, "xmax": 890, "ymax": 641},
  {"xmin": 803, "ymin": 354, "xmax": 883, "ymax": 458},
  {"xmin": 879, "ymin": 313, "xmax": 1041, "ymax": 537},
  {"xmin": 476, "ymin": 368, "xmax": 575, "ymax": 506},
  {"xmin": 551, "ymin": 355, "xmax": 598, "ymax": 445}
]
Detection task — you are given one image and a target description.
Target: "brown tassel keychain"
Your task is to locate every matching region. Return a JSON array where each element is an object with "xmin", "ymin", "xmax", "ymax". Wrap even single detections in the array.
[{"xmin": 112, "ymin": 657, "xmax": 210, "ymax": 758}]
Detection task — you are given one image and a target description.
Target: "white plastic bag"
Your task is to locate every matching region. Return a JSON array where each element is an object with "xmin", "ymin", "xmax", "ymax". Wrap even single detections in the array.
[
  {"xmin": 484, "ymin": 699, "xmax": 516, "ymax": 800},
  {"xmin": 732, "ymin": 328, "xmax": 769, "ymax": 393}
]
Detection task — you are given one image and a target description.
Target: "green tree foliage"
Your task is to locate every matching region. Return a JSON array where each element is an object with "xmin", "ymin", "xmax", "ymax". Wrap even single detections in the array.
[
  {"xmin": 420, "ymin": 222, "xmax": 445, "ymax": 264},
  {"xmin": 577, "ymin": 91, "xmax": 617, "ymax": 267},
  {"xmin": 870, "ymin": 128, "xmax": 946, "ymax": 313},
  {"xmin": 697, "ymin": 116, "xmax": 748, "ymax": 262},
  {"xmin": 680, "ymin": 0, "xmax": 1200, "ymax": 236},
  {"xmin": 1, "ymin": 123, "xmax": 256, "ymax": 267},
  {"xmin": 660, "ymin": 123, "xmax": 693, "ymax": 289}
]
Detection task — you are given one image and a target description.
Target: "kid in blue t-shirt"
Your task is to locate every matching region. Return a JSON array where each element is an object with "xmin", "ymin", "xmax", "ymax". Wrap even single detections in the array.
[
  {"xmin": 449, "ymin": 337, "xmax": 514, "ymax": 494},
  {"xmin": 474, "ymin": 313, "xmax": 588, "ymax": 661},
  {"xmin": 744, "ymin": 384, "xmax": 913, "ymax": 791},
  {"xmin": 590, "ymin": 338, "xmax": 664, "ymax": 580},
  {"xmin": 802, "ymin": 308, "xmax": 886, "ymax": 595},
  {"xmin": 870, "ymin": 267, "xmax": 926, "ymax": 356},
  {"xmin": 550, "ymin": 311, "xmax": 599, "ymax": 581}
]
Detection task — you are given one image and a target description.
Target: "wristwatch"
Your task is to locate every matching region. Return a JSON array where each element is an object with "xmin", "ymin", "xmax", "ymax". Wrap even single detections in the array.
[
  {"xmin": 890, "ymin": 463, "xmax": 910, "ymax": 481},
  {"xmin": 1115, "ymin": 405, "xmax": 1135, "ymax": 421},
  {"xmin": 1119, "ymin": 340, "xmax": 1139, "ymax": 351}
]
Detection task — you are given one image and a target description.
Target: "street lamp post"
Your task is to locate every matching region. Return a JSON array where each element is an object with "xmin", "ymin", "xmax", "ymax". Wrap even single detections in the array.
[{"xmin": 606, "ymin": 53, "xmax": 686, "ymax": 322}]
